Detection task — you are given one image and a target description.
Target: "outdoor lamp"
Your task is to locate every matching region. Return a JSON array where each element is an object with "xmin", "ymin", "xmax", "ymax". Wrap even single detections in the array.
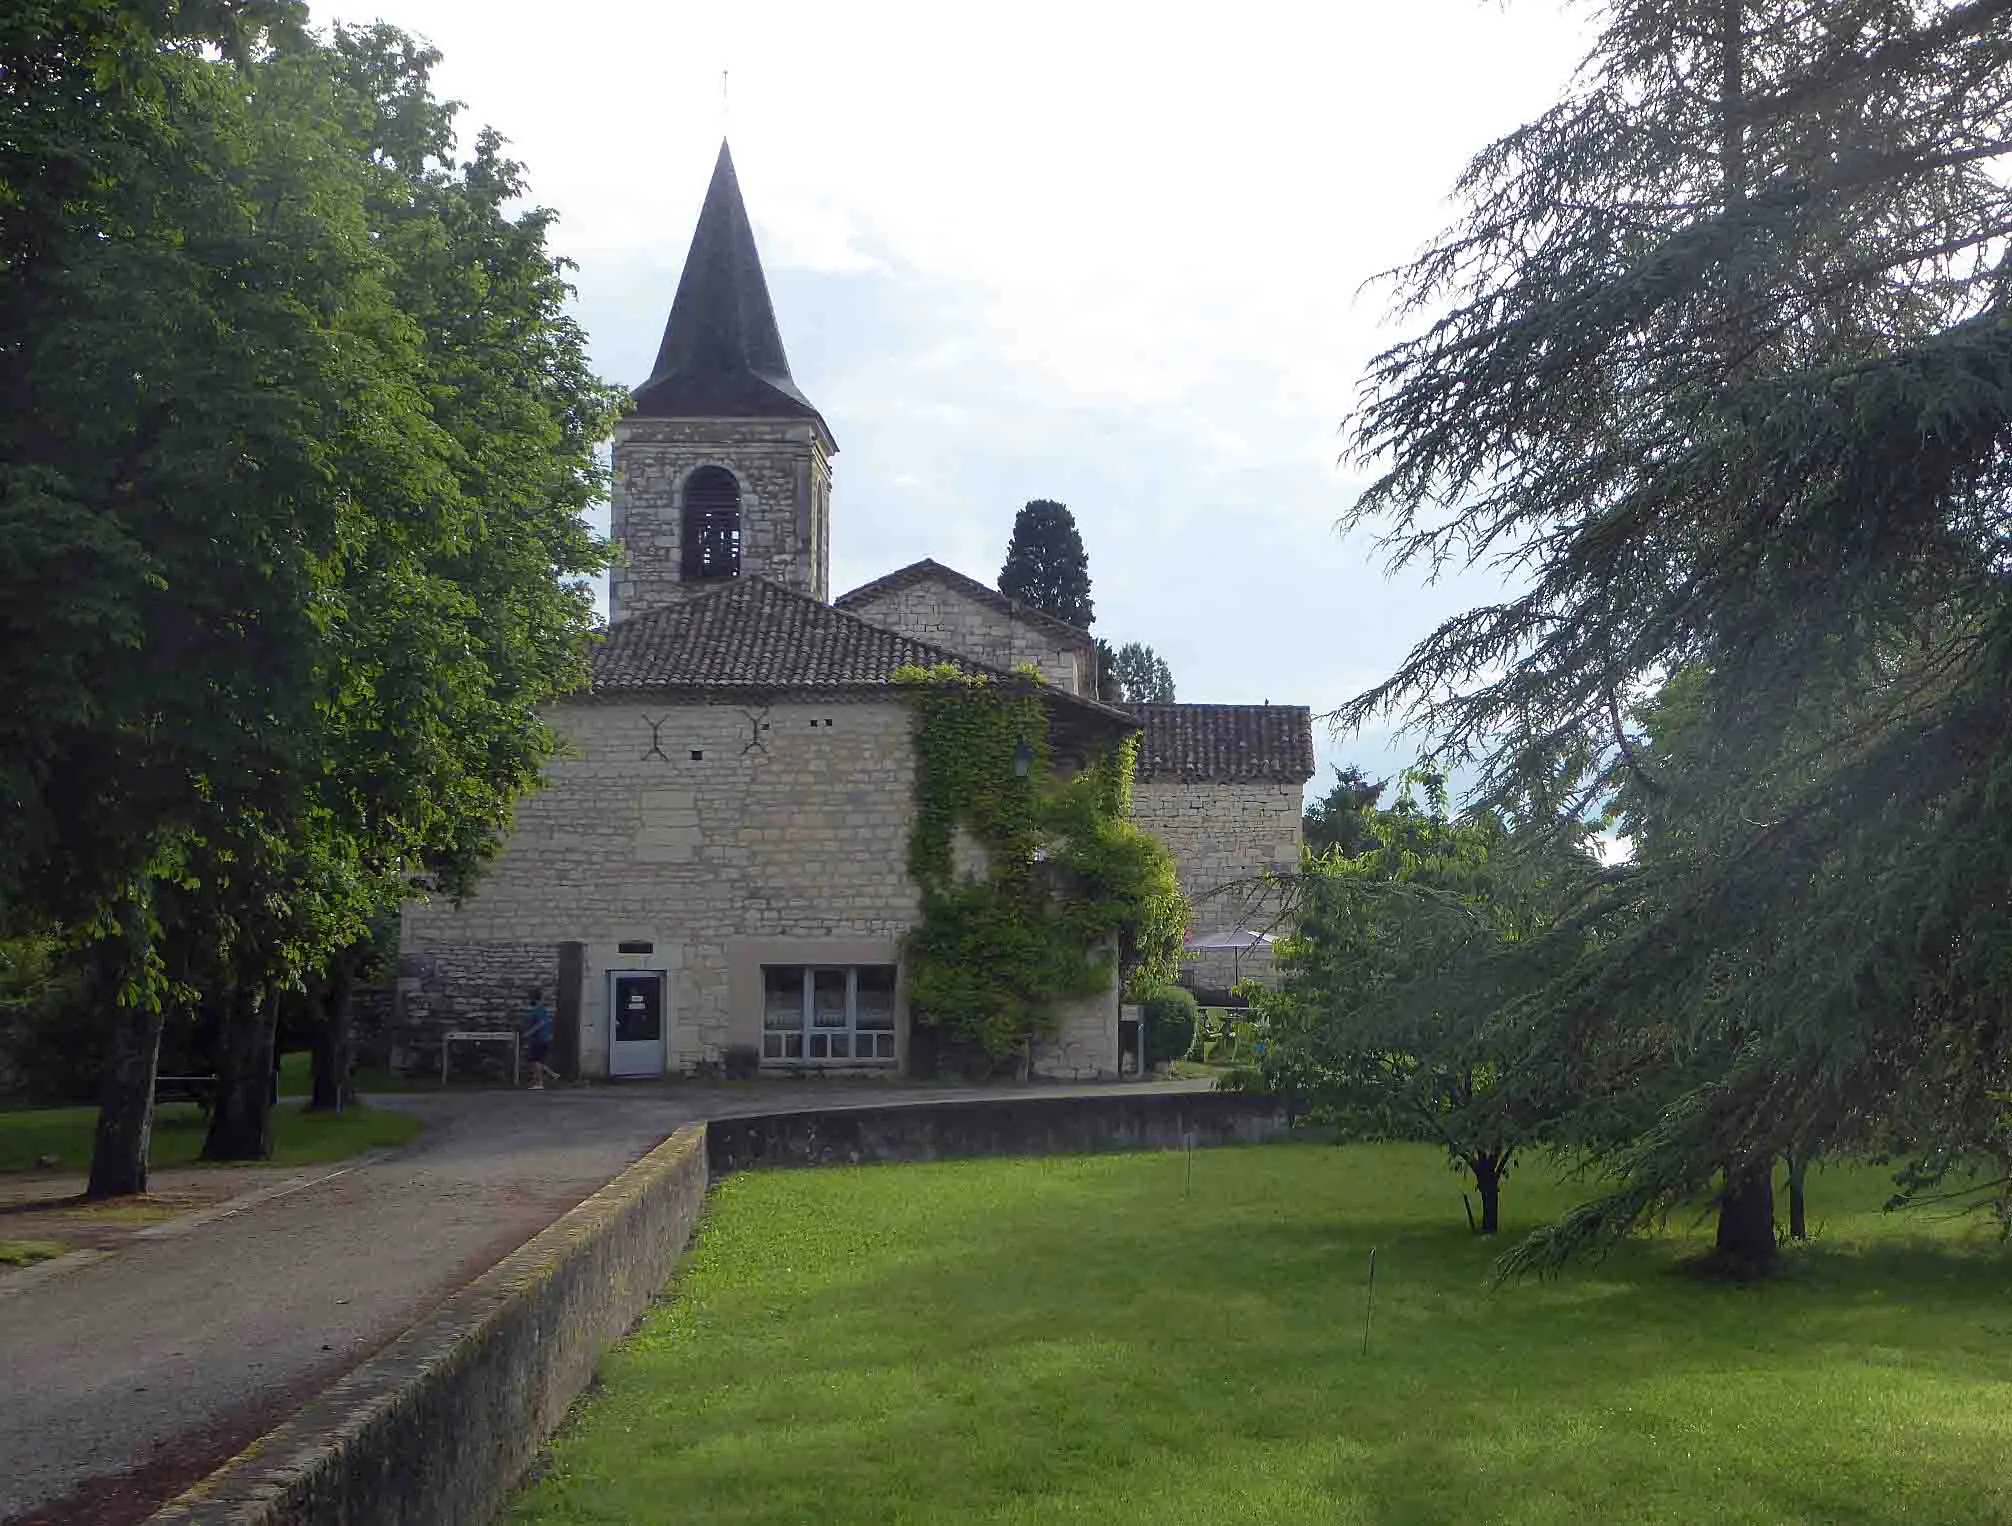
[{"xmin": 1012, "ymin": 741, "xmax": 1035, "ymax": 779}]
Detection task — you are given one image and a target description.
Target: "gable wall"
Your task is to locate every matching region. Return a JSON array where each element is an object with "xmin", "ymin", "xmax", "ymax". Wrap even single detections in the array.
[
  {"xmin": 1131, "ymin": 779, "xmax": 1304, "ymax": 993},
  {"xmin": 843, "ymin": 582, "xmax": 1086, "ymax": 695},
  {"xmin": 399, "ymin": 697, "xmax": 918, "ymax": 1075}
]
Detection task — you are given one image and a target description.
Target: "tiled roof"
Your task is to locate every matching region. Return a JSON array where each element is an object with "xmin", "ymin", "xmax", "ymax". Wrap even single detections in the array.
[
  {"xmin": 1128, "ymin": 704, "xmax": 1317, "ymax": 783},
  {"xmin": 593, "ymin": 578, "xmax": 987, "ymax": 692},
  {"xmin": 834, "ymin": 559, "xmax": 1095, "ymax": 651},
  {"xmin": 590, "ymin": 579, "xmax": 1137, "ymax": 749}
]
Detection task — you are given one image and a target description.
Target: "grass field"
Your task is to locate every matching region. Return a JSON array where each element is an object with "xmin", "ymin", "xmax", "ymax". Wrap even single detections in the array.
[
  {"xmin": 274, "ymin": 1048, "xmax": 423, "ymax": 1097},
  {"xmin": 0, "ymin": 1097, "xmax": 421, "ymax": 1175},
  {"xmin": 511, "ymin": 1143, "xmax": 2012, "ymax": 1526}
]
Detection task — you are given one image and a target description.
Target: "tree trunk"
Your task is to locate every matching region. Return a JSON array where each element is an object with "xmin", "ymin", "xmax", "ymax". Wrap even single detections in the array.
[
  {"xmin": 1786, "ymin": 1151, "xmax": 1809, "ymax": 1241},
  {"xmin": 308, "ymin": 964, "xmax": 355, "ymax": 1114},
  {"xmin": 203, "ymin": 983, "xmax": 277, "ymax": 1161},
  {"xmin": 1712, "ymin": 1162, "xmax": 1777, "ymax": 1277},
  {"xmin": 87, "ymin": 953, "xmax": 167, "ymax": 1199},
  {"xmin": 1470, "ymin": 1152, "xmax": 1504, "ymax": 1235}
]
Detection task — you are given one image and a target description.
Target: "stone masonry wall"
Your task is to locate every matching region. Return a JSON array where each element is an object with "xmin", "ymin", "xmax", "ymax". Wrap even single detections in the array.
[
  {"xmin": 399, "ymin": 695, "xmax": 1128, "ymax": 1080},
  {"xmin": 400, "ymin": 698, "xmax": 918, "ymax": 1075},
  {"xmin": 1132, "ymin": 779, "xmax": 1304, "ymax": 993},
  {"xmin": 843, "ymin": 580, "xmax": 1088, "ymax": 695},
  {"xmin": 388, "ymin": 946, "xmax": 554, "ymax": 1073},
  {"xmin": 610, "ymin": 416, "xmax": 832, "ymax": 620},
  {"xmin": 1030, "ymin": 951, "xmax": 1121, "ymax": 1081}
]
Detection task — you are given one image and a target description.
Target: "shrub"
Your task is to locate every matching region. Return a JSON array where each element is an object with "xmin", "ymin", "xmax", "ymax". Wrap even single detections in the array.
[
  {"xmin": 0, "ymin": 936, "xmax": 103, "ymax": 1102},
  {"xmin": 1140, "ymin": 985, "xmax": 1201, "ymax": 1067}
]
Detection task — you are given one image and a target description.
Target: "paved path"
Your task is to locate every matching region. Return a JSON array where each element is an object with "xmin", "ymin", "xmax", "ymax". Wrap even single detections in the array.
[{"xmin": 0, "ymin": 1079, "xmax": 1206, "ymax": 1525}]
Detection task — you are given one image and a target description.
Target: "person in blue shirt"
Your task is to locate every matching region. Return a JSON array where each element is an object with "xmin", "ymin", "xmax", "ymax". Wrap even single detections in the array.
[{"xmin": 524, "ymin": 986, "xmax": 555, "ymax": 1089}]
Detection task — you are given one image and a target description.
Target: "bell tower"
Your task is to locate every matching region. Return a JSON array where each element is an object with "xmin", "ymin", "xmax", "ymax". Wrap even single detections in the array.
[{"xmin": 610, "ymin": 142, "xmax": 835, "ymax": 621}]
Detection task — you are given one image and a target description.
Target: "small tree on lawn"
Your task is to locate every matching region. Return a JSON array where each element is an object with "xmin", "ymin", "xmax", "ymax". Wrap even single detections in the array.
[{"xmin": 1243, "ymin": 770, "xmax": 1598, "ymax": 1233}]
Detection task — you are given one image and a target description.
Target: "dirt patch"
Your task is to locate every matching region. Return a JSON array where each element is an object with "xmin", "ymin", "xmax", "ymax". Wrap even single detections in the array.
[{"xmin": 0, "ymin": 1172, "xmax": 290, "ymax": 1251}]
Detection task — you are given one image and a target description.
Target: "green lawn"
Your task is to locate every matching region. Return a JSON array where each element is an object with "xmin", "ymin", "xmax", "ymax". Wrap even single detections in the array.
[
  {"xmin": 0, "ymin": 1098, "xmax": 422, "ymax": 1175},
  {"xmin": 512, "ymin": 1143, "xmax": 2012, "ymax": 1526},
  {"xmin": 0, "ymin": 1239, "xmax": 66, "ymax": 1267},
  {"xmin": 275, "ymin": 1048, "xmax": 423, "ymax": 1097}
]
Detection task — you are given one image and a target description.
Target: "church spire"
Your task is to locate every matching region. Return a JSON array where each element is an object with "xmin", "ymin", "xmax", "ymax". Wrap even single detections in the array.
[{"xmin": 632, "ymin": 141, "xmax": 827, "ymax": 435}]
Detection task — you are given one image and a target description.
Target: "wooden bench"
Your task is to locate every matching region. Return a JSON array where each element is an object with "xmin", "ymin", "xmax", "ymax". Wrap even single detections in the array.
[{"xmin": 154, "ymin": 1074, "xmax": 218, "ymax": 1113}]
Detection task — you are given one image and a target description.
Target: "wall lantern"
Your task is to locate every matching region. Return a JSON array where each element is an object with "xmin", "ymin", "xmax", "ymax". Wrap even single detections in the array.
[{"xmin": 1012, "ymin": 741, "xmax": 1035, "ymax": 779}]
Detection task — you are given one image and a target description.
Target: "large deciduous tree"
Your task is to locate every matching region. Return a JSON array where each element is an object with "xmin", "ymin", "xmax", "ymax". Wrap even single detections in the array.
[
  {"xmin": 0, "ymin": 6, "xmax": 620, "ymax": 1188},
  {"xmin": 998, "ymin": 499, "xmax": 1095, "ymax": 629},
  {"xmin": 1339, "ymin": 0, "xmax": 2012, "ymax": 1275}
]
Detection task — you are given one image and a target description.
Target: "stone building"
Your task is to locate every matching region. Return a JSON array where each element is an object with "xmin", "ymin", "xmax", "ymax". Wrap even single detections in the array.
[
  {"xmin": 392, "ymin": 143, "xmax": 1312, "ymax": 1080},
  {"xmin": 1130, "ymin": 706, "xmax": 1314, "ymax": 995}
]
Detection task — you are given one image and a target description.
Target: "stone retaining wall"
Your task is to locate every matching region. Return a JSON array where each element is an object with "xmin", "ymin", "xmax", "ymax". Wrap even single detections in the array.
[
  {"xmin": 146, "ymin": 1125, "xmax": 709, "ymax": 1526},
  {"xmin": 389, "ymin": 944, "xmax": 555, "ymax": 1074},
  {"xmin": 706, "ymin": 1090, "xmax": 1292, "ymax": 1173}
]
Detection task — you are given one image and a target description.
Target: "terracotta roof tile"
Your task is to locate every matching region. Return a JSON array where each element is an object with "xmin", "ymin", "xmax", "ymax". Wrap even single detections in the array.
[
  {"xmin": 590, "ymin": 579, "xmax": 1139, "ymax": 750},
  {"xmin": 592, "ymin": 578, "xmax": 986, "ymax": 691},
  {"xmin": 1128, "ymin": 704, "xmax": 1316, "ymax": 783}
]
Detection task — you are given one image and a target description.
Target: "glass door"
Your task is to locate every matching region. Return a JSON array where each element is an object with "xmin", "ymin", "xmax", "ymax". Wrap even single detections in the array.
[{"xmin": 608, "ymin": 971, "xmax": 667, "ymax": 1077}]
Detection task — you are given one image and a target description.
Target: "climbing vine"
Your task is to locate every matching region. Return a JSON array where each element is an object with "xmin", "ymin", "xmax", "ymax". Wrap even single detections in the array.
[{"xmin": 895, "ymin": 664, "xmax": 1187, "ymax": 1061}]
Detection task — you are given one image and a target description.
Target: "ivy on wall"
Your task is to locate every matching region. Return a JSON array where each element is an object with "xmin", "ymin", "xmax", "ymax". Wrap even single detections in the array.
[{"xmin": 895, "ymin": 663, "xmax": 1187, "ymax": 1059}]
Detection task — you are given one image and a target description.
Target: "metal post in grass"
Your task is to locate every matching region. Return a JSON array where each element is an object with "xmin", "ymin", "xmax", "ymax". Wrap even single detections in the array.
[
  {"xmin": 1183, "ymin": 1130, "xmax": 1196, "ymax": 1198},
  {"xmin": 1361, "ymin": 1246, "xmax": 1379, "ymax": 1357}
]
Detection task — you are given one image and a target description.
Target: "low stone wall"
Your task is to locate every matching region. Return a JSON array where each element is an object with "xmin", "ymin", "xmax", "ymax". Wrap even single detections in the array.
[
  {"xmin": 706, "ymin": 1089, "xmax": 1291, "ymax": 1173},
  {"xmin": 146, "ymin": 1125, "xmax": 709, "ymax": 1526}
]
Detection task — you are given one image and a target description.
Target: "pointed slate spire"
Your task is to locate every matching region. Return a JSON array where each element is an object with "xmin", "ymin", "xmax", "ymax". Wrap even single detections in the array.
[{"xmin": 632, "ymin": 142, "xmax": 828, "ymax": 436}]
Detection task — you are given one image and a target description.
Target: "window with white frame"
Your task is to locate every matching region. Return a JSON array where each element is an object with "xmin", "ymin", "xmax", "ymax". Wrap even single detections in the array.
[{"xmin": 761, "ymin": 965, "xmax": 897, "ymax": 1063}]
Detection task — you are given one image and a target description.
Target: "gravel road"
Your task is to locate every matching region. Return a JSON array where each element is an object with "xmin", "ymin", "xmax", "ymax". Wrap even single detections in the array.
[{"xmin": 0, "ymin": 1088, "xmax": 686, "ymax": 1525}]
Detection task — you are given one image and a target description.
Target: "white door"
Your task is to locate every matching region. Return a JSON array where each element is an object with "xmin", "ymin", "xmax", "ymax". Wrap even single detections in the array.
[{"xmin": 608, "ymin": 971, "xmax": 668, "ymax": 1077}]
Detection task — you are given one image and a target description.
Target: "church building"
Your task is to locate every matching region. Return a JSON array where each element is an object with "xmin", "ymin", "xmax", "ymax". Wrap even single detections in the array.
[{"xmin": 391, "ymin": 144, "xmax": 1313, "ymax": 1080}]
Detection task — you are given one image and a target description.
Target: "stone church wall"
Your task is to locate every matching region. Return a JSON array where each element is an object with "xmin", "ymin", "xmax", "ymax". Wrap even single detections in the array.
[
  {"xmin": 399, "ymin": 697, "xmax": 919, "ymax": 1076},
  {"xmin": 396, "ymin": 696, "xmax": 1127, "ymax": 1080},
  {"xmin": 842, "ymin": 580, "xmax": 1087, "ymax": 695},
  {"xmin": 1131, "ymin": 779, "xmax": 1304, "ymax": 993},
  {"xmin": 610, "ymin": 416, "xmax": 832, "ymax": 620}
]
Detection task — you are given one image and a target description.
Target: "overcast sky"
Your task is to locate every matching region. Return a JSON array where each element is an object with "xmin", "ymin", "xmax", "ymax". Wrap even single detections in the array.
[{"xmin": 320, "ymin": 0, "xmax": 1594, "ymax": 799}]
